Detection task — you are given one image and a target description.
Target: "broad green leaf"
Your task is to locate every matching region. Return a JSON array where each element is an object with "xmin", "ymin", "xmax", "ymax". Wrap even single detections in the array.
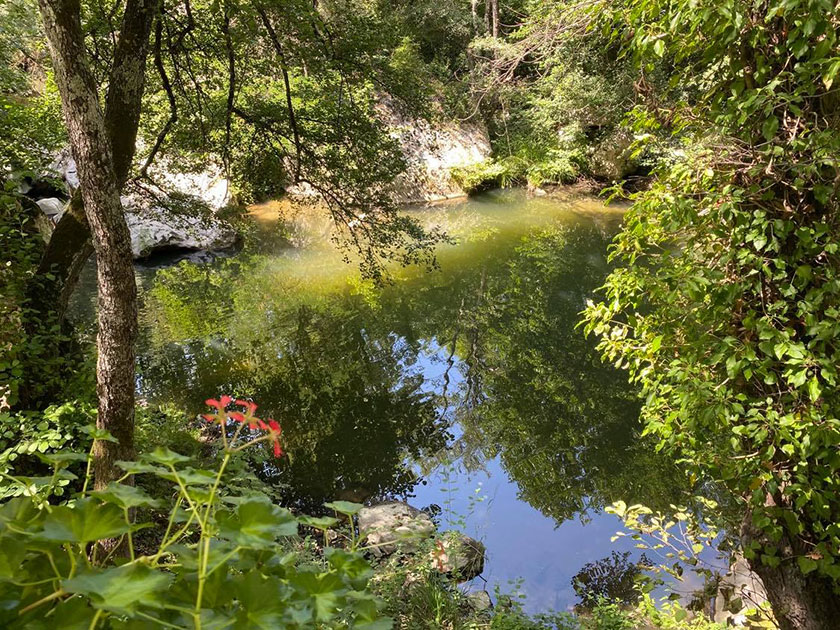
[
  {"xmin": 92, "ymin": 483, "xmax": 163, "ymax": 509},
  {"xmin": 0, "ymin": 497, "xmax": 43, "ymax": 530},
  {"xmin": 80, "ymin": 426, "xmax": 118, "ymax": 443},
  {"xmin": 0, "ymin": 536, "xmax": 26, "ymax": 579},
  {"xmin": 234, "ymin": 572, "xmax": 291, "ymax": 628},
  {"xmin": 290, "ymin": 571, "xmax": 347, "ymax": 621},
  {"xmin": 323, "ymin": 501, "xmax": 364, "ymax": 516},
  {"xmin": 325, "ymin": 547, "xmax": 372, "ymax": 588},
  {"xmin": 142, "ymin": 447, "xmax": 191, "ymax": 466},
  {"xmin": 797, "ymin": 555, "xmax": 818, "ymax": 575},
  {"xmin": 298, "ymin": 515, "xmax": 339, "ymax": 530},
  {"xmin": 63, "ymin": 564, "xmax": 171, "ymax": 615},
  {"xmin": 761, "ymin": 116, "xmax": 779, "ymax": 141},
  {"xmin": 115, "ymin": 461, "xmax": 169, "ymax": 476},
  {"xmin": 35, "ymin": 451, "xmax": 88, "ymax": 467},
  {"xmin": 217, "ymin": 500, "xmax": 297, "ymax": 548},
  {"xmin": 21, "ymin": 595, "xmax": 98, "ymax": 629},
  {"xmin": 37, "ymin": 498, "xmax": 130, "ymax": 543}
]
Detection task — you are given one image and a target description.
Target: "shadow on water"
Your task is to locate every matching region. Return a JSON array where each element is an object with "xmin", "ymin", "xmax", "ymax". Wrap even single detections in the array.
[{"xmin": 71, "ymin": 188, "xmax": 685, "ymax": 611}]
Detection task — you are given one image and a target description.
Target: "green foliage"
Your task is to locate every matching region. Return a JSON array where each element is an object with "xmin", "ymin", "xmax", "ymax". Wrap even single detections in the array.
[
  {"xmin": 129, "ymin": 0, "xmax": 451, "ymax": 280},
  {"xmin": 0, "ymin": 192, "xmax": 85, "ymax": 410},
  {"xmin": 0, "ymin": 400, "xmax": 95, "ymax": 501},
  {"xmin": 466, "ymin": 3, "xmax": 665, "ymax": 186},
  {"xmin": 0, "ymin": 191, "xmax": 91, "ymax": 501},
  {"xmin": 451, "ymin": 225, "xmax": 683, "ymax": 523},
  {"xmin": 582, "ymin": 0, "xmax": 840, "ymax": 597},
  {"xmin": 0, "ymin": 401, "xmax": 391, "ymax": 629},
  {"xmin": 450, "ymin": 159, "xmax": 516, "ymax": 194},
  {"xmin": 632, "ymin": 595, "xmax": 725, "ymax": 630},
  {"xmin": 573, "ymin": 551, "xmax": 649, "ymax": 610},
  {"xmin": 0, "ymin": 0, "xmax": 65, "ymax": 175}
]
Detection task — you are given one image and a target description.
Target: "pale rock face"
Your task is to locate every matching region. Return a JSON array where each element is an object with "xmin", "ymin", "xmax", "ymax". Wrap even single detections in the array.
[
  {"xmin": 357, "ymin": 502, "xmax": 436, "ymax": 556},
  {"xmin": 35, "ymin": 197, "xmax": 64, "ymax": 219},
  {"xmin": 50, "ymin": 148, "xmax": 80, "ymax": 191},
  {"xmin": 43, "ymin": 149, "xmax": 237, "ymax": 259},
  {"xmin": 122, "ymin": 197, "xmax": 238, "ymax": 259},
  {"xmin": 144, "ymin": 160, "xmax": 231, "ymax": 211},
  {"xmin": 589, "ymin": 128, "xmax": 636, "ymax": 181},
  {"xmin": 377, "ymin": 98, "xmax": 492, "ymax": 204}
]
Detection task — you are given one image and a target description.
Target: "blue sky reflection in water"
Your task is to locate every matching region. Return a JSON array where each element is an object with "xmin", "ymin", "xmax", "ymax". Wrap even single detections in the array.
[{"xmin": 71, "ymin": 189, "xmax": 686, "ymax": 613}]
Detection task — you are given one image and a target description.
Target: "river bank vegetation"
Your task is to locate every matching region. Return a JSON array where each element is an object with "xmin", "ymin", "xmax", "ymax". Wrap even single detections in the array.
[{"xmin": 1, "ymin": 0, "xmax": 839, "ymax": 628}]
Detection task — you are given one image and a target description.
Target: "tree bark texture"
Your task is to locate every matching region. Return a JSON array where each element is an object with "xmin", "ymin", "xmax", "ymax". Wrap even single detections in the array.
[
  {"xmin": 37, "ymin": 0, "xmax": 144, "ymax": 488},
  {"xmin": 30, "ymin": 0, "xmax": 157, "ymax": 331},
  {"xmin": 742, "ymin": 512, "xmax": 840, "ymax": 630}
]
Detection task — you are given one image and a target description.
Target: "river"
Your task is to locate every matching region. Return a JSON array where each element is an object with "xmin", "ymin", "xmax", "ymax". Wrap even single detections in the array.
[{"xmin": 71, "ymin": 188, "xmax": 684, "ymax": 612}]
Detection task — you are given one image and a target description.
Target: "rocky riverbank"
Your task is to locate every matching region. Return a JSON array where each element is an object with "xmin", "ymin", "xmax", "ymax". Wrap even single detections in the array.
[{"xmin": 25, "ymin": 106, "xmax": 492, "ymax": 260}]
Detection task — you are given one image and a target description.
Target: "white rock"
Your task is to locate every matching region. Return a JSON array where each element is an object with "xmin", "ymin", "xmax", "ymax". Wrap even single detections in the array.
[
  {"xmin": 358, "ymin": 502, "xmax": 436, "ymax": 557},
  {"xmin": 44, "ymin": 148, "xmax": 237, "ymax": 258},
  {"xmin": 123, "ymin": 200, "xmax": 238, "ymax": 259},
  {"xmin": 36, "ymin": 197, "xmax": 64, "ymax": 218},
  {"xmin": 49, "ymin": 148, "xmax": 79, "ymax": 191},
  {"xmin": 51, "ymin": 149, "xmax": 231, "ymax": 212},
  {"xmin": 376, "ymin": 97, "xmax": 492, "ymax": 204},
  {"xmin": 144, "ymin": 160, "xmax": 231, "ymax": 211}
]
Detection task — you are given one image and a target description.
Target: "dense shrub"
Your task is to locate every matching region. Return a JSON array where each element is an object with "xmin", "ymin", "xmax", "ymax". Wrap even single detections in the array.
[{"xmin": 0, "ymin": 399, "xmax": 390, "ymax": 629}]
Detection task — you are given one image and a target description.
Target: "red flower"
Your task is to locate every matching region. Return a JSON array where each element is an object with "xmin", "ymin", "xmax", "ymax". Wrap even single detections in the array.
[
  {"xmin": 266, "ymin": 419, "xmax": 283, "ymax": 458},
  {"xmin": 235, "ymin": 399, "xmax": 258, "ymax": 415},
  {"xmin": 228, "ymin": 412, "xmax": 246, "ymax": 423},
  {"xmin": 201, "ymin": 414, "xmax": 216, "ymax": 423},
  {"xmin": 205, "ymin": 395, "xmax": 232, "ymax": 410}
]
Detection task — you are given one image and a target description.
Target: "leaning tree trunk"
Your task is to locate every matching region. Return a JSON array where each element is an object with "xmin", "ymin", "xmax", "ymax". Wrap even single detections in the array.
[
  {"xmin": 742, "ymin": 512, "xmax": 840, "ymax": 630},
  {"xmin": 37, "ymin": 0, "xmax": 141, "ymax": 489}
]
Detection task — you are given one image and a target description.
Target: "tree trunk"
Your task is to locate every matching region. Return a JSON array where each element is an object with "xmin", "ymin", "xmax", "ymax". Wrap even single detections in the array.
[
  {"xmin": 471, "ymin": 0, "xmax": 479, "ymax": 33},
  {"xmin": 29, "ymin": 192, "xmax": 92, "ymax": 326},
  {"xmin": 37, "ymin": 0, "xmax": 144, "ymax": 489},
  {"xmin": 491, "ymin": 0, "xmax": 499, "ymax": 38},
  {"xmin": 742, "ymin": 514, "xmax": 840, "ymax": 629},
  {"xmin": 28, "ymin": 0, "xmax": 157, "ymax": 337},
  {"xmin": 484, "ymin": 0, "xmax": 491, "ymax": 35}
]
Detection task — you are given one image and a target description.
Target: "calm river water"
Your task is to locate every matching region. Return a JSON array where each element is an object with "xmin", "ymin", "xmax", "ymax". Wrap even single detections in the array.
[{"xmin": 72, "ymin": 188, "xmax": 684, "ymax": 612}]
